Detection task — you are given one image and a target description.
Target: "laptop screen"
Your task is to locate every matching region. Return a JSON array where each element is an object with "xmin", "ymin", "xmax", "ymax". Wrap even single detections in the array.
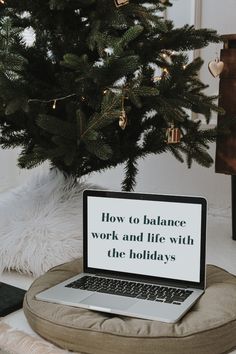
[{"xmin": 83, "ymin": 190, "xmax": 206, "ymax": 289}]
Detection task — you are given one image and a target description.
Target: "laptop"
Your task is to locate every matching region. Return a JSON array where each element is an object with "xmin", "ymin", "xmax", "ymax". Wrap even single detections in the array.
[{"xmin": 36, "ymin": 190, "xmax": 207, "ymax": 323}]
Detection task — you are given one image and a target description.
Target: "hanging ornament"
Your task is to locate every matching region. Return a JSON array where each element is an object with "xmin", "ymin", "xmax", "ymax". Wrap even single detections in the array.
[
  {"xmin": 119, "ymin": 110, "xmax": 128, "ymax": 130},
  {"xmin": 114, "ymin": 0, "xmax": 129, "ymax": 8},
  {"xmin": 160, "ymin": 0, "xmax": 169, "ymax": 4},
  {"xmin": 166, "ymin": 124, "xmax": 181, "ymax": 144},
  {"xmin": 119, "ymin": 94, "xmax": 128, "ymax": 130},
  {"xmin": 208, "ymin": 55, "xmax": 224, "ymax": 78}
]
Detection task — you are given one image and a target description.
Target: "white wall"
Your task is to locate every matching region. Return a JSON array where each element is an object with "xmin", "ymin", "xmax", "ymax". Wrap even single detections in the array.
[
  {"xmin": 0, "ymin": 147, "xmax": 48, "ymax": 192},
  {"xmin": 87, "ymin": 144, "xmax": 230, "ymax": 209},
  {"xmin": 0, "ymin": 0, "xmax": 234, "ymax": 209}
]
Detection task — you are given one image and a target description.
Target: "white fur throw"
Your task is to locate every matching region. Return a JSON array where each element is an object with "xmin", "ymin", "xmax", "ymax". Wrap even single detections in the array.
[
  {"xmin": 0, "ymin": 168, "xmax": 96, "ymax": 276},
  {"xmin": 0, "ymin": 322, "xmax": 76, "ymax": 354}
]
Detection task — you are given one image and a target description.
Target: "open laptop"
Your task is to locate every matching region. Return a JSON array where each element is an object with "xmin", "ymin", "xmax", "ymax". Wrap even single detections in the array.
[{"xmin": 36, "ymin": 190, "xmax": 207, "ymax": 323}]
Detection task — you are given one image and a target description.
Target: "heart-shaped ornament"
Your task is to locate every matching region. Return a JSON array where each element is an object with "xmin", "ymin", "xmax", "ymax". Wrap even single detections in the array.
[
  {"xmin": 114, "ymin": 0, "xmax": 129, "ymax": 7},
  {"xmin": 208, "ymin": 60, "xmax": 224, "ymax": 78}
]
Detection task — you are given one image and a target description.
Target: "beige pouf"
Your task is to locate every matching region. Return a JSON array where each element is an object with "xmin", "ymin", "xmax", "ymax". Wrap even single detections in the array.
[{"xmin": 23, "ymin": 258, "xmax": 236, "ymax": 354}]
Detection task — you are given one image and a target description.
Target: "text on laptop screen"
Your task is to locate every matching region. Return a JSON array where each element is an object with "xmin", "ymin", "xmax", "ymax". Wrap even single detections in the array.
[{"xmin": 87, "ymin": 196, "xmax": 203, "ymax": 282}]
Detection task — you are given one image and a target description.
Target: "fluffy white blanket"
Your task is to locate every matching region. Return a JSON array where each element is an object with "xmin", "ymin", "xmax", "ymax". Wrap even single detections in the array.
[
  {"xmin": 0, "ymin": 168, "xmax": 96, "ymax": 276},
  {"xmin": 0, "ymin": 322, "xmax": 77, "ymax": 354}
]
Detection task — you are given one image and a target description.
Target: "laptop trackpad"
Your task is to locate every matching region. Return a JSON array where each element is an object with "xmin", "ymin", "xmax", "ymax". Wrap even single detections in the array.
[{"xmin": 81, "ymin": 293, "xmax": 136, "ymax": 310}]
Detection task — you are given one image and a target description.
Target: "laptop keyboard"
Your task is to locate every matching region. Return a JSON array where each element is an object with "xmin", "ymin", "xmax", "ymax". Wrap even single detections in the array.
[{"xmin": 65, "ymin": 276, "xmax": 193, "ymax": 305}]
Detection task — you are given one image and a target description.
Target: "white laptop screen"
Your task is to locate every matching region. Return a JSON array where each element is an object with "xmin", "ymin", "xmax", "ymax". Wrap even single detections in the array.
[{"xmin": 85, "ymin": 192, "xmax": 206, "ymax": 285}]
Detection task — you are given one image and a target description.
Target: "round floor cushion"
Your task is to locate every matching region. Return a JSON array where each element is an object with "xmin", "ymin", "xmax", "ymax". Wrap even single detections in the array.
[{"xmin": 23, "ymin": 258, "xmax": 236, "ymax": 354}]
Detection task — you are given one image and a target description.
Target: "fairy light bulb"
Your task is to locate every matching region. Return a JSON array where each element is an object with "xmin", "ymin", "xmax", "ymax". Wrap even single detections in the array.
[
  {"xmin": 153, "ymin": 76, "xmax": 162, "ymax": 82},
  {"xmin": 52, "ymin": 100, "xmax": 57, "ymax": 109},
  {"xmin": 0, "ymin": 0, "xmax": 5, "ymax": 4},
  {"xmin": 183, "ymin": 65, "xmax": 187, "ymax": 69},
  {"xmin": 163, "ymin": 68, "xmax": 169, "ymax": 74}
]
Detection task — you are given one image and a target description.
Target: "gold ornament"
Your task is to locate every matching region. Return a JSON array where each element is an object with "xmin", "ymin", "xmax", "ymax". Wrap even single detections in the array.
[
  {"xmin": 114, "ymin": 0, "xmax": 129, "ymax": 8},
  {"xmin": 166, "ymin": 125, "xmax": 181, "ymax": 144},
  {"xmin": 119, "ymin": 92, "xmax": 128, "ymax": 130},
  {"xmin": 119, "ymin": 110, "xmax": 127, "ymax": 130}
]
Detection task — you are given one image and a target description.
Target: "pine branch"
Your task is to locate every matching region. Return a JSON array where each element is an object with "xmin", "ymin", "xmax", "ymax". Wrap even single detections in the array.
[
  {"xmin": 85, "ymin": 140, "xmax": 113, "ymax": 161},
  {"xmin": 122, "ymin": 157, "xmax": 138, "ymax": 191},
  {"xmin": 159, "ymin": 25, "xmax": 221, "ymax": 52},
  {"xmin": 80, "ymin": 91, "xmax": 121, "ymax": 140},
  {"xmin": 36, "ymin": 114, "xmax": 77, "ymax": 140},
  {"xmin": 113, "ymin": 25, "xmax": 144, "ymax": 56},
  {"xmin": 0, "ymin": 17, "xmax": 27, "ymax": 79},
  {"xmin": 18, "ymin": 147, "xmax": 47, "ymax": 169},
  {"xmin": 167, "ymin": 144, "xmax": 184, "ymax": 163}
]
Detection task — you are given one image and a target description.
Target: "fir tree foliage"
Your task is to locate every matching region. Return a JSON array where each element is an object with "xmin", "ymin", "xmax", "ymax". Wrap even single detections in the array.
[{"xmin": 0, "ymin": 0, "xmax": 222, "ymax": 190}]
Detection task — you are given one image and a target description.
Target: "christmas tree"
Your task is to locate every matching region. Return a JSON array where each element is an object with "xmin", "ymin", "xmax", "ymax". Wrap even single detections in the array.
[{"xmin": 0, "ymin": 0, "xmax": 222, "ymax": 191}]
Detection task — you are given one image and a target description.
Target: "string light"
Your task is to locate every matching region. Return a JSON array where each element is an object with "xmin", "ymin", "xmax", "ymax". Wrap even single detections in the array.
[
  {"xmin": 163, "ymin": 68, "xmax": 169, "ymax": 74},
  {"xmin": 0, "ymin": 0, "xmax": 5, "ymax": 4},
  {"xmin": 103, "ymin": 89, "xmax": 108, "ymax": 95},
  {"xmin": 28, "ymin": 93, "xmax": 77, "ymax": 106},
  {"xmin": 183, "ymin": 65, "xmax": 187, "ymax": 69}
]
